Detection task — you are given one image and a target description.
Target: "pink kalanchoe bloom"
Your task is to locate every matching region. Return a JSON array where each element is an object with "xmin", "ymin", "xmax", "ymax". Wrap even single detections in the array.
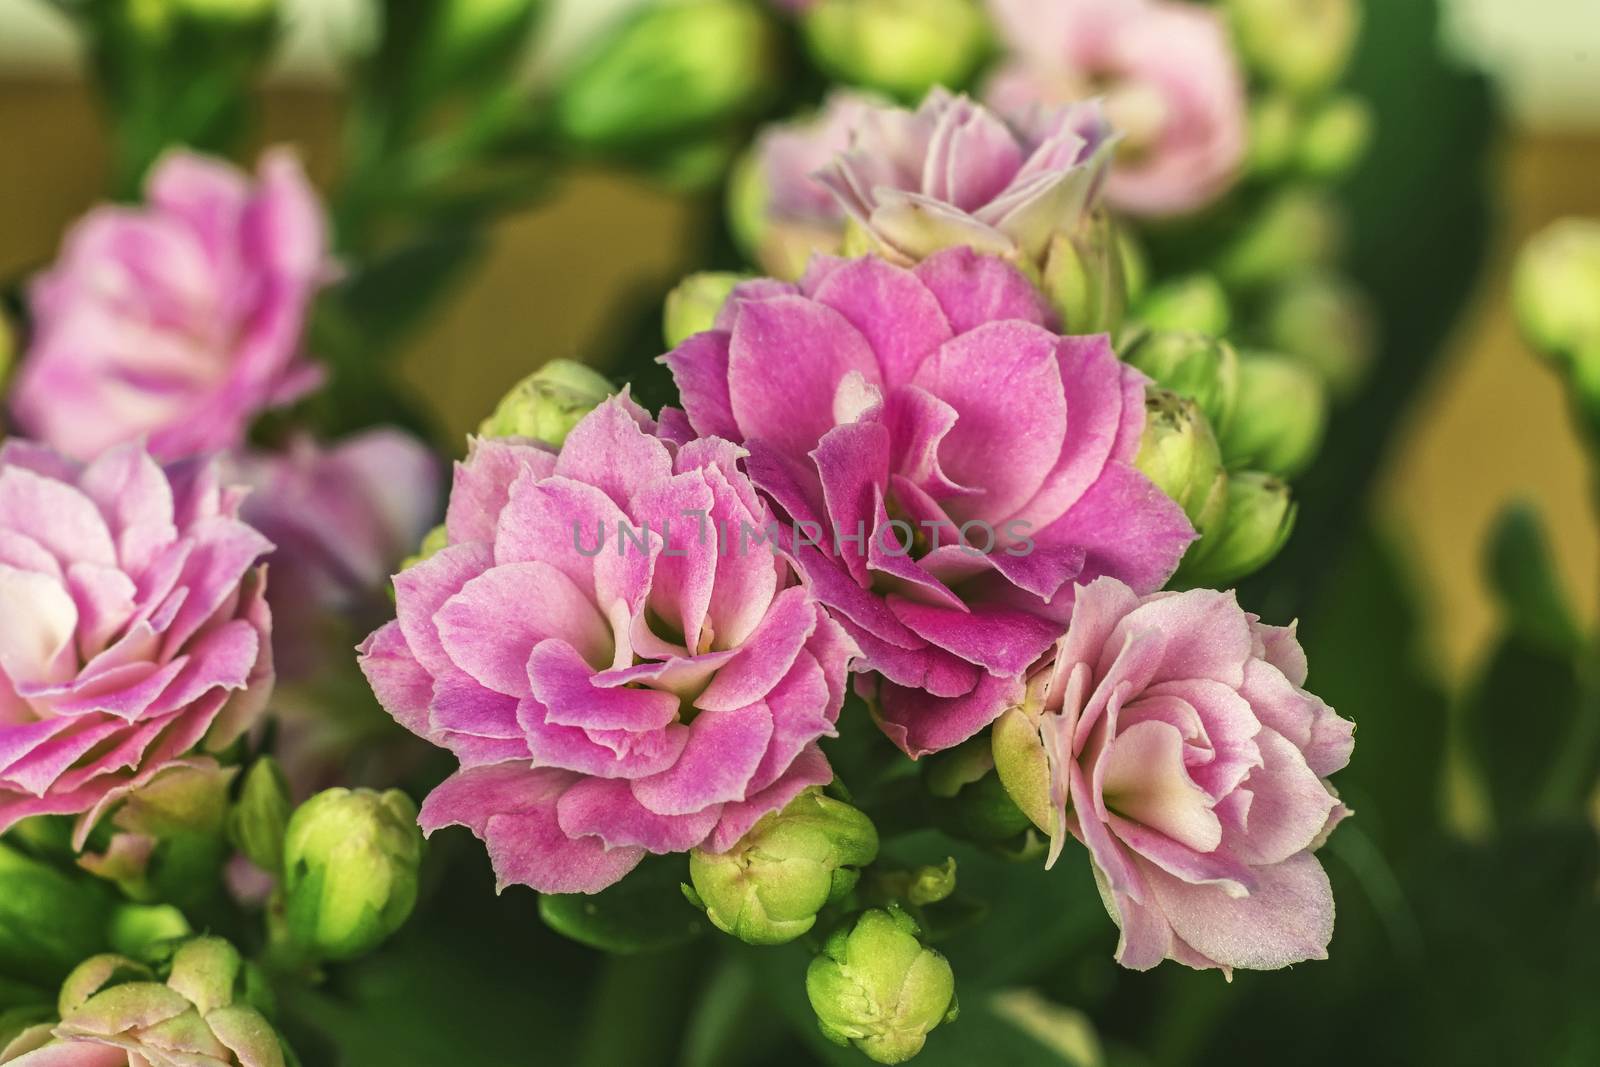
[
  {"xmin": 10, "ymin": 147, "xmax": 334, "ymax": 462},
  {"xmin": 226, "ymin": 429, "xmax": 441, "ymax": 682},
  {"xmin": 984, "ymin": 0, "xmax": 1247, "ymax": 218},
  {"xmin": 0, "ymin": 440, "xmax": 274, "ymax": 844},
  {"xmin": 663, "ymin": 249, "xmax": 1194, "ymax": 757},
  {"xmin": 736, "ymin": 91, "xmax": 885, "ymax": 279},
  {"xmin": 1000, "ymin": 577, "xmax": 1353, "ymax": 973},
  {"xmin": 358, "ymin": 396, "xmax": 855, "ymax": 894},
  {"xmin": 813, "ymin": 88, "xmax": 1113, "ymax": 267}
]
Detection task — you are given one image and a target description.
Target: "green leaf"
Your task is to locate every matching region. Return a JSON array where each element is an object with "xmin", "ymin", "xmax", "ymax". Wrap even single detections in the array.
[
  {"xmin": 1486, "ymin": 502, "xmax": 1583, "ymax": 655},
  {"xmin": 539, "ymin": 855, "xmax": 705, "ymax": 954}
]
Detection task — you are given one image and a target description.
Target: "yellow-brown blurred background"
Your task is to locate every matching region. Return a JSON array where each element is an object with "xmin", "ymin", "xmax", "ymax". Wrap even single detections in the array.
[{"xmin": 1, "ymin": 0, "xmax": 1595, "ymax": 687}]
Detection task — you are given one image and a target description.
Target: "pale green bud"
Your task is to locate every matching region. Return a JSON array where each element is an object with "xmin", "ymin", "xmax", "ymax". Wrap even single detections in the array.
[
  {"xmin": 554, "ymin": 0, "xmax": 780, "ymax": 150},
  {"xmin": 664, "ymin": 271, "xmax": 746, "ymax": 348},
  {"xmin": 1121, "ymin": 331, "xmax": 1240, "ymax": 435},
  {"xmin": 1261, "ymin": 272, "xmax": 1376, "ymax": 398},
  {"xmin": 801, "ymin": 0, "xmax": 989, "ymax": 101},
  {"xmin": 1042, "ymin": 209, "xmax": 1128, "ymax": 337},
  {"xmin": 479, "ymin": 359, "xmax": 613, "ymax": 446},
  {"xmin": 1227, "ymin": 0, "xmax": 1360, "ymax": 98},
  {"xmin": 77, "ymin": 761, "xmax": 236, "ymax": 906},
  {"xmin": 1219, "ymin": 352, "xmax": 1327, "ymax": 477},
  {"xmin": 904, "ymin": 859, "xmax": 957, "ymax": 908},
  {"xmin": 282, "ymin": 789, "xmax": 423, "ymax": 962},
  {"xmin": 1218, "ymin": 187, "xmax": 1343, "ymax": 291},
  {"xmin": 688, "ymin": 790, "xmax": 878, "ymax": 946},
  {"xmin": 1246, "ymin": 94, "xmax": 1299, "ymax": 178},
  {"xmin": 0, "ymin": 844, "xmax": 114, "ymax": 986},
  {"xmin": 806, "ymin": 907, "xmax": 958, "ymax": 1064},
  {"xmin": 1134, "ymin": 274, "xmax": 1231, "ymax": 338},
  {"xmin": 1178, "ymin": 471, "xmax": 1296, "ymax": 587},
  {"xmin": 228, "ymin": 757, "xmax": 292, "ymax": 875},
  {"xmin": 1136, "ymin": 390, "xmax": 1227, "ymax": 533},
  {"xmin": 1297, "ymin": 95, "xmax": 1372, "ymax": 180},
  {"xmin": 106, "ymin": 904, "xmax": 192, "ymax": 962},
  {"xmin": 1514, "ymin": 217, "xmax": 1600, "ymax": 364},
  {"xmin": 991, "ymin": 703, "xmax": 1051, "ymax": 836},
  {"xmin": 923, "ymin": 738, "xmax": 1033, "ymax": 846}
]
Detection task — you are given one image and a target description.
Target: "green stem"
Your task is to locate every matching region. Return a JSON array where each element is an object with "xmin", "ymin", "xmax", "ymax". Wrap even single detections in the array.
[{"xmin": 577, "ymin": 946, "xmax": 703, "ymax": 1067}]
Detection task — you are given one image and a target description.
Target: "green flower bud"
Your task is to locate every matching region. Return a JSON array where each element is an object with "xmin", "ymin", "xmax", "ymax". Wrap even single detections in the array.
[
  {"xmin": 1121, "ymin": 331, "xmax": 1240, "ymax": 435},
  {"xmin": 107, "ymin": 904, "xmax": 192, "ymax": 962},
  {"xmin": 688, "ymin": 790, "xmax": 878, "ymax": 946},
  {"xmin": 228, "ymin": 757, "xmax": 292, "ymax": 875},
  {"xmin": 1297, "ymin": 95, "xmax": 1372, "ymax": 180},
  {"xmin": 0, "ymin": 1004, "xmax": 52, "ymax": 1059},
  {"xmin": 1178, "ymin": 471, "xmax": 1296, "ymax": 587},
  {"xmin": 77, "ymin": 761, "xmax": 236, "ymax": 907},
  {"xmin": 806, "ymin": 907, "xmax": 958, "ymax": 1064},
  {"xmin": 478, "ymin": 359, "xmax": 613, "ymax": 446},
  {"xmin": 1514, "ymin": 217, "xmax": 1600, "ymax": 364},
  {"xmin": 0, "ymin": 313, "xmax": 13, "ymax": 397},
  {"xmin": 664, "ymin": 271, "xmax": 746, "ymax": 348},
  {"xmin": 1246, "ymin": 94, "xmax": 1299, "ymax": 178},
  {"xmin": 282, "ymin": 789, "xmax": 423, "ymax": 962},
  {"xmin": 991, "ymin": 702, "xmax": 1051, "ymax": 836},
  {"xmin": 1261, "ymin": 272, "xmax": 1376, "ymax": 399},
  {"xmin": 1134, "ymin": 274, "xmax": 1231, "ymax": 338},
  {"xmin": 401, "ymin": 523, "xmax": 450, "ymax": 573},
  {"xmin": 801, "ymin": 0, "xmax": 989, "ymax": 101},
  {"xmin": 1218, "ymin": 352, "xmax": 1327, "ymax": 477},
  {"xmin": 1226, "ymin": 0, "xmax": 1360, "ymax": 98},
  {"xmin": 1136, "ymin": 390, "xmax": 1227, "ymax": 533},
  {"xmin": 923, "ymin": 738, "xmax": 1033, "ymax": 846},
  {"xmin": 1217, "ymin": 187, "xmax": 1343, "ymax": 291},
  {"xmin": 904, "ymin": 859, "xmax": 957, "ymax": 908},
  {"xmin": 1042, "ymin": 209, "xmax": 1129, "ymax": 337},
  {"xmin": 0, "ymin": 844, "xmax": 114, "ymax": 986},
  {"xmin": 554, "ymin": 0, "xmax": 781, "ymax": 150}
]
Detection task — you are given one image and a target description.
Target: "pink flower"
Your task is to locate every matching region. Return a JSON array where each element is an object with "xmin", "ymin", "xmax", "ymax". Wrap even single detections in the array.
[
  {"xmin": 984, "ymin": 0, "xmax": 1247, "ymax": 218},
  {"xmin": 225, "ymin": 430, "xmax": 441, "ymax": 682},
  {"xmin": 813, "ymin": 88, "xmax": 1113, "ymax": 267},
  {"xmin": 735, "ymin": 91, "xmax": 886, "ymax": 279},
  {"xmin": 358, "ymin": 397, "xmax": 855, "ymax": 894},
  {"xmin": 0, "ymin": 440, "xmax": 274, "ymax": 844},
  {"xmin": 10, "ymin": 148, "xmax": 334, "ymax": 462},
  {"xmin": 999, "ymin": 578, "xmax": 1353, "ymax": 973},
  {"xmin": 663, "ymin": 250, "xmax": 1193, "ymax": 757}
]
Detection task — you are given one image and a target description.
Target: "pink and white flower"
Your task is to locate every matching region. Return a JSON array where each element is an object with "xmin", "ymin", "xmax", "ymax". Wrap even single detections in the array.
[
  {"xmin": 358, "ymin": 397, "xmax": 855, "ymax": 894},
  {"xmin": 0, "ymin": 440, "xmax": 274, "ymax": 842},
  {"xmin": 10, "ymin": 148, "xmax": 334, "ymax": 462}
]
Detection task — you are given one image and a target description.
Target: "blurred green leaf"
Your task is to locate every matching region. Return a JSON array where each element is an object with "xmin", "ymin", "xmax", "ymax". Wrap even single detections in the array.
[
  {"xmin": 539, "ymin": 856, "xmax": 705, "ymax": 954},
  {"xmin": 1486, "ymin": 502, "xmax": 1583, "ymax": 655}
]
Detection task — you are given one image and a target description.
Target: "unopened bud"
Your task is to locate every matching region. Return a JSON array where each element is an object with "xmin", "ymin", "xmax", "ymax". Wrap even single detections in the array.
[
  {"xmin": 282, "ymin": 788, "xmax": 423, "ymax": 962},
  {"xmin": 1178, "ymin": 471, "xmax": 1296, "ymax": 587},
  {"xmin": 1226, "ymin": 0, "xmax": 1361, "ymax": 98},
  {"xmin": 1514, "ymin": 217, "xmax": 1600, "ymax": 364},
  {"xmin": 806, "ymin": 906, "xmax": 958, "ymax": 1064},
  {"xmin": 664, "ymin": 272, "xmax": 747, "ymax": 348},
  {"xmin": 77, "ymin": 761, "xmax": 236, "ymax": 906},
  {"xmin": 1262, "ymin": 272, "xmax": 1376, "ymax": 398},
  {"xmin": 0, "ymin": 313, "xmax": 13, "ymax": 395},
  {"xmin": 1042, "ymin": 209, "xmax": 1128, "ymax": 337},
  {"xmin": 1218, "ymin": 187, "xmax": 1343, "ymax": 290},
  {"xmin": 1134, "ymin": 274, "xmax": 1231, "ymax": 337},
  {"xmin": 688, "ymin": 790, "xmax": 878, "ymax": 946},
  {"xmin": 479, "ymin": 359, "xmax": 613, "ymax": 446},
  {"xmin": 228, "ymin": 757, "xmax": 291, "ymax": 875},
  {"xmin": 1122, "ymin": 331, "xmax": 1240, "ymax": 435},
  {"xmin": 1246, "ymin": 94, "xmax": 1299, "ymax": 178},
  {"xmin": 1136, "ymin": 390, "xmax": 1227, "ymax": 533},
  {"xmin": 801, "ymin": 0, "xmax": 989, "ymax": 101},
  {"xmin": 554, "ymin": 0, "xmax": 781, "ymax": 150},
  {"xmin": 400, "ymin": 523, "xmax": 449, "ymax": 573},
  {"xmin": 923, "ymin": 738, "xmax": 1033, "ymax": 846},
  {"xmin": 1297, "ymin": 95, "xmax": 1372, "ymax": 179},
  {"xmin": 1218, "ymin": 352, "xmax": 1327, "ymax": 477}
]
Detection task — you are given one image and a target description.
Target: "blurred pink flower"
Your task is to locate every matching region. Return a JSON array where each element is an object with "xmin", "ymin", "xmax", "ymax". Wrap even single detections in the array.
[
  {"xmin": 984, "ymin": 0, "xmax": 1247, "ymax": 217},
  {"xmin": 359, "ymin": 397, "xmax": 854, "ymax": 894},
  {"xmin": 0, "ymin": 441, "xmax": 273, "ymax": 845},
  {"xmin": 813, "ymin": 88, "xmax": 1113, "ymax": 266},
  {"xmin": 226, "ymin": 429, "xmax": 441, "ymax": 682},
  {"xmin": 1015, "ymin": 577, "xmax": 1353, "ymax": 973},
  {"xmin": 664, "ymin": 250, "xmax": 1193, "ymax": 757},
  {"xmin": 11, "ymin": 148, "xmax": 334, "ymax": 462}
]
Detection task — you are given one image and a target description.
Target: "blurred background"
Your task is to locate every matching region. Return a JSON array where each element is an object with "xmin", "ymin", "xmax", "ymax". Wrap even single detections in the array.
[
  {"xmin": 1, "ymin": 2, "xmax": 1597, "ymax": 1064},
  {"xmin": 1, "ymin": 0, "xmax": 1594, "ymax": 683}
]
